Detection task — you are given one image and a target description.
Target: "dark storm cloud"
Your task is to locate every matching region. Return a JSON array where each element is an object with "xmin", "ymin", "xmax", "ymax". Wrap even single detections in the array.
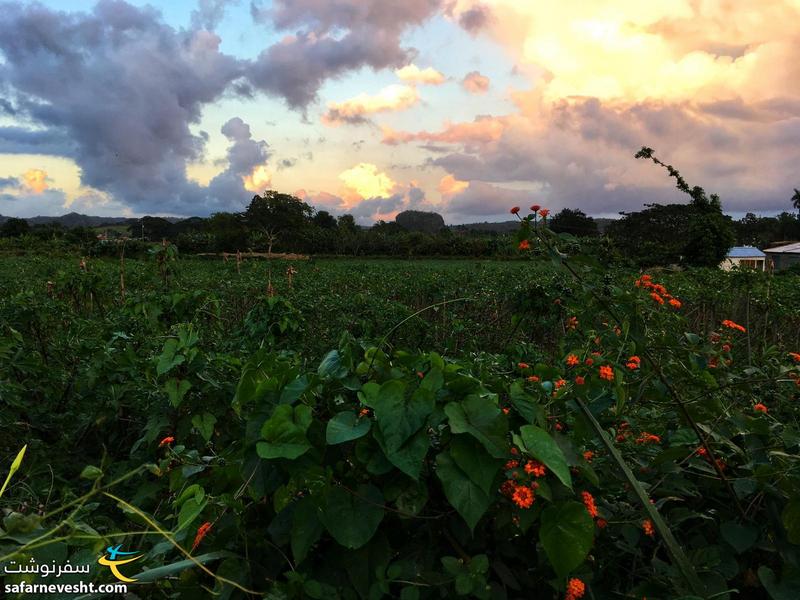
[
  {"xmin": 247, "ymin": 0, "xmax": 441, "ymax": 108},
  {"xmin": 0, "ymin": 0, "xmax": 247, "ymax": 214}
]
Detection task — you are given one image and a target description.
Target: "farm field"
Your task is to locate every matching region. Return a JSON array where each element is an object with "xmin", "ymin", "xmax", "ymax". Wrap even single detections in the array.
[{"xmin": 1, "ymin": 249, "xmax": 800, "ymax": 599}]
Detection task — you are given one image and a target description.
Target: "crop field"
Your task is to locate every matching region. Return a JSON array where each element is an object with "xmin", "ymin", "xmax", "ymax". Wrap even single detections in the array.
[{"xmin": 2, "ymin": 242, "xmax": 800, "ymax": 599}]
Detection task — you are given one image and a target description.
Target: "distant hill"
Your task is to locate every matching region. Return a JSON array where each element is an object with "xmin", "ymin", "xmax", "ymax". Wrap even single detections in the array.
[
  {"xmin": 451, "ymin": 221, "xmax": 519, "ymax": 233},
  {"xmin": 0, "ymin": 212, "xmax": 178, "ymax": 229}
]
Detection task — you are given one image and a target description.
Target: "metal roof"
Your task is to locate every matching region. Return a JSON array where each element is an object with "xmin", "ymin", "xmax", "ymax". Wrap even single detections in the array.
[
  {"xmin": 726, "ymin": 246, "xmax": 766, "ymax": 258},
  {"xmin": 764, "ymin": 242, "xmax": 800, "ymax": 254}
]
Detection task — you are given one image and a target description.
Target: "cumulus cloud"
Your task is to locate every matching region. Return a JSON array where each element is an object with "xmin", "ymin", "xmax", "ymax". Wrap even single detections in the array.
[
  {"xmin": 339, "ymin": 163, "xmax": 397, "ymax": 201},
  {"xmin": 322, "ymin": 85, "xmax": 420, "ymax": 126},
  {"xmin": 22, "ymin": 169, "xmax": 49, "ymax": 194},
  {"xmin": 190, "ymin": 0, "xmax": 237, "ymax": 30},
  {"xmin": 438, "ymin": 174, "xmax": 469, "ymax": 198},
  {"xmin": 444, "ymin": 180, "xmax": 534, "ymax": 220},
  {"xmin": 382, "ymin": 116, "xmax": 505, "ymax": 146},
  {"xmin": 0, "ymin": 176, "xmax": 19, "ymax": 191},
  {"xmin": 395, "ymin": 64, "xmax": 446, "ymax": 85},
  {"xmin": 247, "ymin": 0, "xmax": 441, "ymax": 109},
  {"xmin": 462, "ymin": 71, "xmax": 490, "ymax": 94},
  {"xmin": 207, "ymin": 117, "xmax": 272, "ymax": 202},
  {"xmin": 456, "ymin": 3, "xmax": 492, "ymax": 33}
]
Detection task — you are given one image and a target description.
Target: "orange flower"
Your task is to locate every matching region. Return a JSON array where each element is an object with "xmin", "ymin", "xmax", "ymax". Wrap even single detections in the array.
[
  {"xmin": 524, "ymin": 460, "xmax": 547, "ymax": 477},
  {"xmin": 635, "ymin": 432, "xmax": 661, "ymax": 445},
  {"xmin": 510, "ymin": 206, "xmax": 520, "ymax": 214},
  {"xmin": 599, "ymin": 365, "xmax": 614, "ymax": 381},
  {"xmin": 518, "ymin": 362, "xmax": 529, "ymax": 369},
  {"xmin": 511, "ymin": 485, "xmax": 535, "ymax": 509},
  {"xmin": 539, "ymin": 208, "xmax": 550, "ymax": 218},
  {"xmin": 669, "ymin": 298, "xmax": 682, "ymax": 309},
  {"xmin": 596, "ymin": 518, "xmax": 607, "ymax": 529},
  {"xmin": 530, "ymin": 204, "xmax": 541, "ymax": 212},
  {"xmin": 158, "ymin": 436, "xmax": 175, "ymax": 447},
  {"xmin": 555, "ymin": 422, "xmax": 564, "ymax": 432},
  {"xmin": 192, "ymin": 521, "xmax": 213, "ymax": 551},
  {"xmin": 555, "ymin": 378, "xmax": 567, "ymax": 389},
  {"xmin": 358, "ymin": 408, "xmax": 371, "ymax": 418},
  {"xmin": 650, "ymin": 292, "xmax": 664, "ymax": 305},
  {"xmin": 789, "ymin": 352, "xmax": 800, "ymax": 363},
  {"xmin": 584, "ymin": 358, "xmax": 593, "ymax": 366},
  {"xmin": 626, "ymin": 356, "xmax": 641, "ymax": 370},
  {"xmin": 722, "ymin": 344, "xmax": 731, "ymax": 352},
  {"xmin": 754, "ymin": 403, "xmax": 768, "ymax": 414},
  {"xmin": 565, "ymin": 577, "xmax": 586, "ymax": 600},
  {"xmin": 566, "ymin": 316, "xmax": 579, "ymax": 330},
  {"xmin": 708, "ymin": 356, "xmax": 718, "ymax": 369},
  {"xmin": 642, "ymin": 519, "xmax": 655, "ymax": 538},
  {"xmin": 581, "ymin": 491, "xmax": 598, "ymax": 518},
  {"xmin": 505, "ymin": 459, "xmax": 519, "ymax": 470},
  {"xmin": 721, "ymin": 319, "xmax": 746, "ymax": 333},
  {"xmin": 500, "ymin": 480, "xmax": 516, "ymax": 497},
  {"xmin": 518, "ymin": 239, "xmax": 530, "ymax": 250},
  {"xmin": 566, "ymin": 354, "xmax": 579, "ymax": 367},
  {"xmin": 583, "ymin": 450, "xmax": 594, "ymax": 462},
  {"xmin": 695, "ymin": 447, "xmax": 708, "ymax": 457},
  {"xmin": 575, "ymin": 375, "xmax": 585, "ymax": 385},
  {"xmin": 527, "ymin": 375, "xmax": 540, "ymax": 383}
]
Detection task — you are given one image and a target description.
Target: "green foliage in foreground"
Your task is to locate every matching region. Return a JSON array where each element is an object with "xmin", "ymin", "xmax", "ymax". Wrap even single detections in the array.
[{"xmin": 0, "ymin": 242, "xmax": 800, "ymax": 598}]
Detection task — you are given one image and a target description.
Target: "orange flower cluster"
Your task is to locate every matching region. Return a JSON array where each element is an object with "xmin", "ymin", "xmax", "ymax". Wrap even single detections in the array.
[
  {"xmin": 642, "ymin": 519, "xmax": 655, "ymax": 538},
  {"xmin": 512, "ymin": 485, "xmax": 535, "ymax": 508},
  {"xmin": 583, "ymin": 450, "xmax": 594, "ymax": 462},
  {"xmin": 635, "ymin": 274, "xmax": 681, "ymax": 309},
  {"xmin": 565, "ymin": 578, "xmax": 586, "ymax": 600},
  {"xmin": 510, "ymin": 206, "xmax": 520, "ymax": 214},
  {"xmin": 359, "ymin": 408, "xmax": 371, "ymax": 418},
  {"xmin": 581, "ymin": 491, "xmax": 598, "ymax": 518},
  {"xmin": 635, "ymin": 432, "xmax": 661, "ymax": 445},
  {"xmin": 539, "ymin": 208, "xmax": 550, "ymax": 218},
  {"xmin": 524, "ymin": 460, "xmax": 547, "ymax": 477},
  {"xmin": 518, "ymin": 362, "xmax": 529, "ymax": 369},
  {"xmin": 584, "ymin": 357, "xmax": 593, "ymax": 366},
  {"xmin": 158, "ymin": 436, "xmax": 175, "ymax": 447},
  {"xmin": 789, "ymin": 352, "xmax": 800, "ymax": 363},
  {"xmin": 575, "ymin": 375, "xmax": 585, "ymax": 385},
  {"xmin": 754, "ymin": 403, "xmax": 768, "ymax": 414},
  {"xmin": 596, "ymin": 518, "xmax": 607, "ymax": 529},
  {"xmin": 505, "ymin": 459, "xmax": 520, "ymax": 470},
  {"xmin": 531, "ymin": 204, "xmax": 541, "ymax": 212},
  {"xmin": 626, "ymin": 356, "xmax": 641, "ymax": 370},
  {"xmin": 566, "ymin": 354, "xmax": 580, "ymax": 367},
  {"xmin": 555, "ymin": 379, "xmax": 567, "ymax": 389},
  {"xmin": 599, "ymin": 365, "xmax": 614, "ymax": 381},
  {"xmin": 192, "ymin": 521, "xmax": 213, "ymax": 551},
  {"xmin": 566, "ymin": 316, "xmax": 579, "ymax": 330},
  {"xmin": 721, "ymin": 319, "xmax": 746, "ymax": 333},
  {"xmin": 527, "ymin": 375, "xmax": 540, "ymax": 383},
  {"xmin": 518, "ymin": 239, "xmax": 530, "ymax": 250}
]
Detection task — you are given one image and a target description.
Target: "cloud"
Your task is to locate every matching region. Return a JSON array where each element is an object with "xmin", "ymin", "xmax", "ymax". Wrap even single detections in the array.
[
  {"xmin": 22, "ymin": 169, "xmax": 49, "ymax": 194},
  {"xmin": 247, "ymin": 0, "xmax": 441, "ymax": 109},
  {"xmin": 338, "ymin": 163, "xmax": 397, "ymax": 200},
  {"xmin": 0, "ymin": 1, "xmax": 253, "ymax": 214},
  {"xmin": 395, "ymin": 64, "xmax": 446, "ymax": 85},
  {"xmin": 208, "ymin": 116, "xmax": 272, "ymax": 201},
  {"xmin": 382, "ymin": 115, "xmax": 505, "ymax": 146},
  {"xmin": 438, "ymin": 174, "xmax": 468, "ymax": 198},
  {"xmin": 190, "ymin": 0, "xmax": 237, "ymax": 30},
  {"xmin": 0, "ymin": 176, "xmax": 19, "ymax": 191},
  {"xmin": 456, "ymin": 3, "xmax": 492, "ymax": 33},
  {"xmin": 443, "ymin": 180, "xmax": 533, "ymax": 220},
  {"xmin": 462, "ymin": 71, "xmax": 490, "ymax": 94},
  {"xmin": 322, "ymin": 84, "xmax": 420, "ymax": 126}
]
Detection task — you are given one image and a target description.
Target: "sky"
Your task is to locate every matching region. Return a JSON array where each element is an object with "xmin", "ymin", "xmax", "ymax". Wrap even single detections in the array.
[{"xmin": 0, "ymin": 0, "xmax": 798, "ymax": 224}]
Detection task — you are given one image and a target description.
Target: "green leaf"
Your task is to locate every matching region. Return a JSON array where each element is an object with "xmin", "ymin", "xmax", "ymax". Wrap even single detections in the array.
[
  {"xmin": 518, "ymin": 425, "xmax": 572, "ymax": 490},
  {"xmin": 291, "ymin": 496, "xmax": 324, "ymax": 563},
  {"xmin": 280, "ymin": 375, "xmax": 310, "ymax": 404},
  {"xmin": 192, "ymin": 412, "xmax": 217, "ymax": 442},
  {"xmin": 326, "ymin": 412, "xmax": 371, "ymax": 445},
  {"xmin": 165, "ymin": 377, "xmax": 192, "ymax": 407},
  {"xmin": 134, "ymin": 551, "xmax": 230, "ymax": 582},
  {"xmin": 318, "ymin": 350, "xmax": 348, "ymax": 379},
  {"xmin": 539, "ymin": 501, "xmax": 594, "ymax": 577},
  {"xmin": 449, "ymin": 435, "xmax": 501, "ymax": 496},
  {"xmin": 436, "ymin": 451, "xmax": 491, "ymax": 532},
  {"xmin": 720, "ymin": 521, "xmax": 758, "ymax": 553},
  {"xmin": 257, "ymin": 404, "xmax": 313, "ymax": 460},
  {"xmin": 509, "ymin": 381, "xmax": 540, "ymax": 423},
  {"xmin": 782, "ymin": 500, "xmax": 800, "ymax": 545},
  {"xmin": 373, "ymin": 381, "xmax": 434, "ymax": 454},
  {"xmin": 319, "ymin": 485, "xmax": 384, "ymax": 549},
  {"xmin": 157, "ymin": 338, "xmax": 185, "ymax": 376},
  {"xmin": 79, "ymin": 465, "xmax": 103, "ymax": 480},
  {"xmin": 374, "ymin": 426, "xmax": 429, "ymax": 480},
  {"xmin": 445, "ymin": 395, "xmax": 508, "ymax": 458},
  {"xmin": 176, "ymin": 496, "xmax": 207, "ymax": 533},
  {"xmin": 759, "ymin": 566, "xmax": 800, "ymax": 600},
  {"xmin": 0, "ymin": 445, "xmax": 27, "ymax": 499}
]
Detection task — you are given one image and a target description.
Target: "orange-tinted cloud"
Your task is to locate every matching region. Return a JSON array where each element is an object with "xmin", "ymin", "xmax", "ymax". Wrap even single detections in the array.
[
  {"xmin": 438, "ymin": 174, "xmax": 469, "ymax": 198},
  {"xmin": 243, "ymin": 165, "xmax": 272, "ymax": 193},
  {"xmin": 22, "ymin": 168, "xmax": 48, "ymax": 194},
  {"xmin": 381, "ymin": 116, "xmax": 505, "ymax": 146},
  {"xmin": 322, "ymin": 84, "xmax": 420, "ymax": 126},
  {"xmin": 338, "ymin": 163, "xmax": 397, "ymax": 201},
  {"xmin": 395, "ymin": 64, "xmax": 446, "ymax": 85},
  {"xmin": 462, "ymin": 71, "xmax": 490, "ymax": 94}
]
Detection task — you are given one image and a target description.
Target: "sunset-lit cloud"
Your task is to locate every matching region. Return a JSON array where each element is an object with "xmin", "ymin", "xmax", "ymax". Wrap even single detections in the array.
[
  {"xmin": 338, "ymin": 163, "xmax": 397, "ymax": 200},
  {"xmin": 462, "ymin": 71, "xmax": 490, "ymax": 94},
  {"xmin": 438, "ymin": 174, "xmax": 469, "ymax": 198},
  {"xmin": 322, "ymin": 84, "xmax": 420, "ymax": 126},
  {"xmin": 22, "ymin": 168, "xmax": 48, "ymax": 193},
  {"xmin": 382, "ymin": 116, "xmax": 505, "ymax": 146},
  {"xmin": 243, "ymin": 165, "xmax": 272, "ymax": 193},
  {"xmin": 395, "ymin": 64, "xmax": 446, "ymax": 85}
]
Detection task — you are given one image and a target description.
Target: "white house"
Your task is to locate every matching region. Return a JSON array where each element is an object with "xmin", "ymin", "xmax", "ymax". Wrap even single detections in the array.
[
  {"xmin": 720, "ymin": 246, "xmax": 767, "ymax": 271},
  {"xmin": 764, "ymin": 242, "xmax": 800, "ymax": 271}
]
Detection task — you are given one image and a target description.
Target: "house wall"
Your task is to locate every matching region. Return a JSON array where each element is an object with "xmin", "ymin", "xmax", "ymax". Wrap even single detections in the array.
[
  {"xmin": 720, "ymin": 257, "xmax": 765, "ymax": 271},
  {"xmin": 767, "ymin": 253, "xmax": 800, "ymax": 271}
]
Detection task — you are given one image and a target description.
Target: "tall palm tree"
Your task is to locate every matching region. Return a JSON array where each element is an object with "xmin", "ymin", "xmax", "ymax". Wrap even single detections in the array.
[{"xmin": 793, "ymin": 188, "xmax": 800, "ymax": 219}]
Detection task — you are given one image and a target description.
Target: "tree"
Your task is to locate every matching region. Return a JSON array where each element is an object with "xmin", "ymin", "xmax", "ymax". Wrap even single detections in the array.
[
  {"xmin": 312, "ymin": 210, "xmax": 337, "ymax": 230},
  {"xmin": 244, "ymin": 191, "xmax": 313, "ymax": 233},
  {"xmin": 792, "ymin": 188, "xmax": 800, "ymax": 218},
  {"xmin": 0, "ymin": 217, "xmax": 29, "ymax": 238},
  {"xmin": 337, "ymin": 214, "xmax": 358, "ymax": 233},
  {"xmin": 395, "ymin": 210, "xmax": 445, "ymax": 234},
  {"xmin": 549, "ymin": 209, "xmax": 598, "ymax": 237}
]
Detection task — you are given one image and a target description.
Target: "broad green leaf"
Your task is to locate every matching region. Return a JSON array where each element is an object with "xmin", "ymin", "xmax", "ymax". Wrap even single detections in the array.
[
  {"xmin": 449, "ymin": 435, "xmax": 501, "ymax": 496},
  {"xmin": 79, "ymin": 465, "xmax": 103, "ymax": 480},
  {"xmin": 782, "ymin": 500, "xmax": 800, "ymax": 545},
  {"xmin": 445, "ymin": 395, "xmax": 508, "ymax": 458},
  {"xmin": 518, "ymin": 425, "xmax": 572, "ymax": 490},
  {"xmin": 326, "ymin": 412, "xmax": 371, "ymax": 445},
  {"xmin": 759, "ymin": 566, "xmax": 800, "ymax": 600},
  {"xmin": 157, "ymin": 339, "xmax": 185, "ymax": 376},
  {"xmin": 192, "ymin": 412, "xmax": 217, "ymax": 442},
  {"xmin": 319, "ymin": 485, "xmax": 384, "ymax": 549},
  {"xmin": 374, "ymin": 427, "xmax": 429, "ymax": 480},
  {"xmin": 165, "ymin": 377, "xmax": 192, "ymax": 407},
  {"xmin": 280, "ymin": 375, "xmax": 310, "ymax": 404},
  {"xmin": 436, "ymin": 451, "xmax": 491, "ymax": 532},
  {"xmin": 509, "ymin": 381, "xmax": 539, "ymax": 423},
  {"xmin": 176, "ymin": 496, "xmax": 207, "ymax": 533},
  {"xmin": 539, "ymin": 501, "xmax": 594, "ymax": 577},
  {"xmin": 720, "ymin": 521, "xmax": 758, "ymax": 553},
  {"xmin": 373, "ymin": 381, "xmax": 434, "ymax": 454},
  {"xmin": 291, "ymin": 496, "xmax": 324, "ymax": 563},
  {"xmin": 318, "ymin": 350, "xmax": 348, "ymax": 379},
  {"xmin": 258, "ymin": 404, "xmax": 313, "ymax": 460},
  {"xmin": 134, "ymin": 551, "xmax": 230, "ymax": 582}
]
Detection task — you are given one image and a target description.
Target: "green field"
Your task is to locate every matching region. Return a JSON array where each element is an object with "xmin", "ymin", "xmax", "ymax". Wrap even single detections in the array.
[{"xmin": 1, "ymin": 252, "xmax": 800, "ymax": 599}]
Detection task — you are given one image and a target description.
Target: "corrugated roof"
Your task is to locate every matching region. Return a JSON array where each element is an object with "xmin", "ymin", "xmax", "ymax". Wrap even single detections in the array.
[
  {"xmin": 727, "ymin": 246, "xmax": 766, "ymax": 258},
  {"xmin": 764, "ymin": 242, "xmax": 800, "ymax": 254}
]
